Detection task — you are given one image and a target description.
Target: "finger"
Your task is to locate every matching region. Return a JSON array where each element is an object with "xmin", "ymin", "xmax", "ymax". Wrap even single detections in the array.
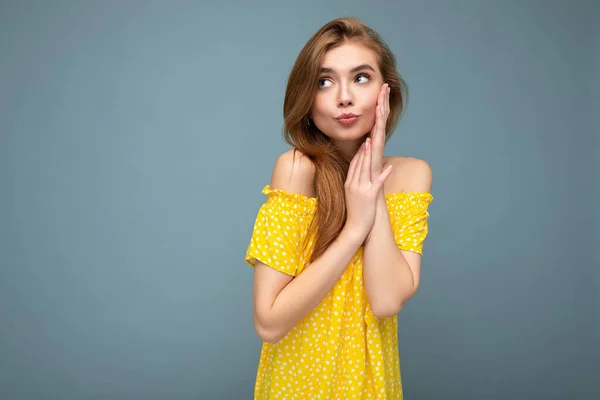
[
  {"xmin": 360, "ymin": 138, "xmax": 371, "ymax": 185},
  {"xmin": 372, "ymin": 107, "xmax": 384, "ymax": 155},
  {"xmin": 387, "ymin": 85, "xmax": 392, "ymax": 111},
  {"xmin": 376, "ymin": 105, "xmax": 384, "ymax": 141},
  {"xmin": 370, "ymin": 109, "xmax": 378, "ymax": 140},
  {"xmin": 352, "ymin": 143, "xmax": 365, "ymax": 186},
  {"xmin": 386, "ymin": 84, "xmax": 390, "ymax": 116},
  {"xmin": 379, "ymin": 86, "xmax": 388, "ymax": 140},
  {"xmin": 370, "ymin": 164, "xmax": 393, "ymax": 192},
  {"xmin": 347, "ymin": 142, "xmax": 362, "ymax": 184},
  {"xmin": 370, "ymin": 139, "xmax": 378, "ymax": 177},
  {"xmin": 376, "ymin": 94, "xmax": 383, "ymax": 127}
]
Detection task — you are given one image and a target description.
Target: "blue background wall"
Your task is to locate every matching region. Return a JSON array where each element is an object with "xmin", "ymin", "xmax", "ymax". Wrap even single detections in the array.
[{"xmin": 1, "ymin": 1, "xmax": 597, "ymax": 398}]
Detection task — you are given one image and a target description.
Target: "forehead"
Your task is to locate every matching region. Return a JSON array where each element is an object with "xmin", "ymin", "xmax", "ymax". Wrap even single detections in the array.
[{"xmin": 321, "ymin": 42, "xmax": 379, "ymax": 72}]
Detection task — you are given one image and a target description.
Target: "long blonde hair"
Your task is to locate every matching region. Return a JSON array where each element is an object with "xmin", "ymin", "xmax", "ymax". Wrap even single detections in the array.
[{"xmin": 282, "ymin": 17, "xmax": 408, "ymax": 262}]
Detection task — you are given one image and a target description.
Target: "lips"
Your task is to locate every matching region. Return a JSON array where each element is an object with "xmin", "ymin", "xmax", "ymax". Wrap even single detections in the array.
[
  {"xmin": 336, "ymin": 113, "xmax": 358, "ymax": 120},
  {"xmin": 336, "ymin": 113, "xmax": 360, "ymax": 126}
]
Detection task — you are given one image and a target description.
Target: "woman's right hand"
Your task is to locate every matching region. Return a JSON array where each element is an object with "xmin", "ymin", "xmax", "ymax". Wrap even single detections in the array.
[{"xmin": 343, "ymin": 138, "xmax": 393, "ymax": 242}]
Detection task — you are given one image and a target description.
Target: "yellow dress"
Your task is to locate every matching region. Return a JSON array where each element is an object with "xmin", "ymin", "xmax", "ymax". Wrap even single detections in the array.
[{"xmin": 245, "ymin": 185, "xmax": 433, "ymax": 399}]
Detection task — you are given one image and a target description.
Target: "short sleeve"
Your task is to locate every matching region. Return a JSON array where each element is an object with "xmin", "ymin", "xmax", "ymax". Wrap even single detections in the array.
[
  {"xmin": 244, "ymin": 185, "xmax": 316, "ymax": 277},
  {"xmin": 386, "ymin": 192, "xmax": 433, "ymax": 255}
]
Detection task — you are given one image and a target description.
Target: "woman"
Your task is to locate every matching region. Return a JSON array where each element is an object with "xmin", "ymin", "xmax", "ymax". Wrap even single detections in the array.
[{"xmin": 245, "ymin": 17, "xmax": 433, "ymax": 399}]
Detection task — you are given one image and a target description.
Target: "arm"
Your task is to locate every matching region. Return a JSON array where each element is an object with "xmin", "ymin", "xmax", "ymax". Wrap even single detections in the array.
[
  {"xmin": 252, "ymin": 150, "xmax": 365, "ymax": 343},
  {"xmin": 362, "ymin": 158, "xmax": 432, "ymax": 318},
  {"xmin": 254, "ymin": 228, "xmax": 363, "ymax": 343}
]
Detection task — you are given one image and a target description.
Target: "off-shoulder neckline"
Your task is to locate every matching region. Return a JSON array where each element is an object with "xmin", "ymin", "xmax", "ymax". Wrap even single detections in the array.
[{"xmin": 262, "ymin": 185, "xmax": 433, "ymax": 202}]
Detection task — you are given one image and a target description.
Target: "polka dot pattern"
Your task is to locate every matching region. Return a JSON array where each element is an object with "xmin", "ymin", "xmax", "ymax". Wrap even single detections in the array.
[{"xmin": 245, "ymin": 185, "xmax": 433, "ymax": 399}]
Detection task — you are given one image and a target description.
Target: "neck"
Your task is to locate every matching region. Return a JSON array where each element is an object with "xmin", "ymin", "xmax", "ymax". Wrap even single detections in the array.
[{"xmin": 333, "ymin": 136, "xmax": 366, "ymax": 163}]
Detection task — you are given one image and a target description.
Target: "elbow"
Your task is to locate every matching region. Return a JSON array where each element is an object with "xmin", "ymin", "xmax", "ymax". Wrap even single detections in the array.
[
  {"xmin": 255, "ymin": 325, "xmax": 283, "ymax": 344},
  {"xmin": 253, "ymin": 315, "xmax": 285, "ymax": 344},
  {"xmin": 371, "ymin": 301, "xmax": 404, "ymax": 319},
  {"xmin": 370, "ymin": 287, "xmax": 418, "ymax": 319}
]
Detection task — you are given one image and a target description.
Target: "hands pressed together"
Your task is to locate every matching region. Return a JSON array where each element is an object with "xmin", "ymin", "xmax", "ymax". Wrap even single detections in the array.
[{"xmin": 344, "ymin": 83, "xmax": 391, "ymax": 242}]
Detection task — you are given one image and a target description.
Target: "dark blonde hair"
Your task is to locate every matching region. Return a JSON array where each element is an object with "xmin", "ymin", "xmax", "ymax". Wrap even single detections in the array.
[{"xmin": 283, "ymin": 17, "xmax": 408, "ymax": 262}]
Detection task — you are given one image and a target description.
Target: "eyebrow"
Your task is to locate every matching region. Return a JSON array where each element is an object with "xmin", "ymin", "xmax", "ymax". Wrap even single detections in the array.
[{"xmin": 319, "ymin": 64, "xmax": 376, "ymax": 74}]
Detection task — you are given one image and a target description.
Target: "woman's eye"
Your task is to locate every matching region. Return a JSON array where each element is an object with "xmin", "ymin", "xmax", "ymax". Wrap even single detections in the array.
[
  {"xmin": 318, "ymin": 79, "xmax": 332, "ymax": 88},
  {"xmin": 356, "ymin": 73, "xmax": 371, "ymax": 83}
]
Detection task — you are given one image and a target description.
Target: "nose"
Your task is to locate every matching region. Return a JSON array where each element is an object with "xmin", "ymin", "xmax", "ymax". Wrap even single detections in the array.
[{"xmin": 337, "ymin": 82, "xmax": 354, "ymax": 107}]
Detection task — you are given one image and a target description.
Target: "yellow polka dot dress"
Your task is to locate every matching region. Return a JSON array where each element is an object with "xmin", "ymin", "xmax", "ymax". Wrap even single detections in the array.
[{"xmin": 245, "ymin": 185, "xmax": 433, "ymax": 399}]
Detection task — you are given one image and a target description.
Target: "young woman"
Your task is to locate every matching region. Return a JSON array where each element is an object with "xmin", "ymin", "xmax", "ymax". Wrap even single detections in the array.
[{"xmin": 244, "ymin": 17, "xmax": 433, "ymax": 399}]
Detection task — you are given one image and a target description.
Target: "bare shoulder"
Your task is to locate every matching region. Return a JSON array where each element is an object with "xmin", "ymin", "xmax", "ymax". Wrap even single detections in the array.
[
  {"xmin": 270, "ymin": 149, "xmax": 316, "ymax": 197},
  {"xmin": 384, "ymin": 156, "xmax": 432, "ymax": 193}
]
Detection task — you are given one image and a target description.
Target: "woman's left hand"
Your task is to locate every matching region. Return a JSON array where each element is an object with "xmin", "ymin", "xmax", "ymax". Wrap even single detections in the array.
[{"xmin": 369, "ymin": 83, "xmax": 390, "ymax": 184}]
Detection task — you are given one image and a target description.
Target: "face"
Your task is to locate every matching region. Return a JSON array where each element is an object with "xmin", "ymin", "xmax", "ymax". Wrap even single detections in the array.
[{"xmin": 310, "ymin": 42, "xmax": 383, "ymax": 148}]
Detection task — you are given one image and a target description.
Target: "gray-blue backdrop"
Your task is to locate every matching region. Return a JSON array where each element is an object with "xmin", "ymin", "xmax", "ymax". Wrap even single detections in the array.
[{"xmin": 1, "ymin": 0, "xmax": 598, "ymax": 399}]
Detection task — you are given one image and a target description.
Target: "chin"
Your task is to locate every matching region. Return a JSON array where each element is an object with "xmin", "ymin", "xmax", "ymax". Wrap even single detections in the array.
[{"xmin": 330, "ymin": 126, "xmax": 369, "ymax": 141}]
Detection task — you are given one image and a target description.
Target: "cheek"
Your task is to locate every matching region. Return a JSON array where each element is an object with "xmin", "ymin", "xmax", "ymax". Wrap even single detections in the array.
[
  {"xmin": 362, "ymin": 90, "xmax": 380, "ymax": 124},
  {"xmin": 365, "ymin": 89, "xmax": 380, "ymax": 109},
  {"xmin": 310, "ymin": 96, "xmax": 327, "ymax": 118}
]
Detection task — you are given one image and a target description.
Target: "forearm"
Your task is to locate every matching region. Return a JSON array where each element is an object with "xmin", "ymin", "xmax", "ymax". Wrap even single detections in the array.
[
  {"xmin": 363, "ymin": 192, "xmax": 416, "ymax": 318},
  {"xmin": 261, "ymin": 227, "xmax": 364, "ymax": 342}
]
